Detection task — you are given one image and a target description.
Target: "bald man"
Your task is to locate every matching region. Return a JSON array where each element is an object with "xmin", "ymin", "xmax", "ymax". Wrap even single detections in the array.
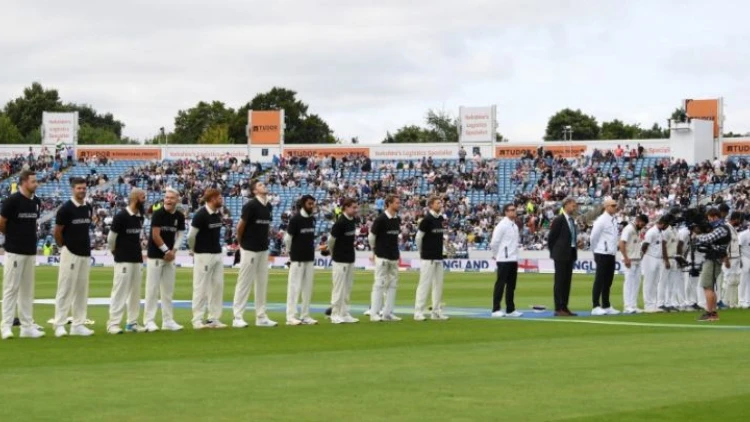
[
  {"xmin": 590, "ymin": 199, "xmax": 620, "ymax": 315},
  {"xmin": 107, "ymin": 189, "xmax": 146, "ymax": 334}
]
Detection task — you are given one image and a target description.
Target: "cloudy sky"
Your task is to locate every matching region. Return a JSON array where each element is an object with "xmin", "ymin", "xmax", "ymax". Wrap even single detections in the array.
[{"xmin": 1, "ymin": 0, "xmax": 748, "ymax": 143}]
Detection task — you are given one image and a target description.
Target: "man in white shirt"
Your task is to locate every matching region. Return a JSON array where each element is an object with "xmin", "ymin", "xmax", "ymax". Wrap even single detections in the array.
[
  {"xmin": 722, "ymin": 212, "xmax": 742, "ymax": 308},
  {"xmin": 677, "ymin": 224, "xmax": 703, "ymax": 311},
  {"xmin": 589, "ymin": 200, "xmax": 620, "ymax": 316},
  {"xmin": 641, "ymin": 217, "xmax": 669, "ymax": 313},
  {"xmin": 659, "ymin": 221, "xmax": 684, "ymax": 312},
  {"xmin": 619, "ymin": 214, "xmax": 648, "ymax": 314},
  {"xmin": 738, "ymin": 222, "xmax": 750, "ymax": 309},
  {"xmin": 489, "ymin": 204, "xmax": 523, "ymax": 318}
]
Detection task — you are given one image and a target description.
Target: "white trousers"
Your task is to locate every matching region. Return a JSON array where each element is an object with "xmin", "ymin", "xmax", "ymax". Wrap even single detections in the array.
[
  {"xmin": 415, "ymin": 260, "xmax": 445, "ymax": 315},
  {"xmin": 372, "ymin": 257, "xmax": 399, "ymax": 316},
  {"xmin": 657, "ymin": 260, "xmax": 682, "ymax": 307},
  {"xmin": 286, "ymin": 261, "xmax": 314, "ymax": 320},
  {"xmin": 108, "ymin": 262, "xmax": 142, "ymax": 329},
  {"xmin": 722, "ymin": 259, "xmax": 741, "ymax": 307},
  {"xmin": 233, "ymin": 249, "xmax": 270, "ymax": 320},
  {"xmin": 1, "ymin": 253, "xmax": 36, "ymax": 330},
  {"xmin": 739, "ymin": 257, "xmax": 750, "ymax": 307},
  {"xmin": 622, "ymin": 261, "xmax": 641, "ymax": 310},
  {"xmin": 192, "ymin": 253, "xmax": 224, "ymax": 324},
  {"xmin": 54, "ymin": 248, "xmax": 91, "ymax": 328},
  {"xmin": 641, "ymin": 256, "xmax": 662, "ymax": 310},
  {"xmin": 684, "ymin": 272, "xmax": 701, "ymax": 307},
  {"xmin": 331, "ymin": 261, "xmax": 355, "ymax": 318},
  {"xmin": 144, "ymin": 258, "xmax": 177, "ymax": 325}
]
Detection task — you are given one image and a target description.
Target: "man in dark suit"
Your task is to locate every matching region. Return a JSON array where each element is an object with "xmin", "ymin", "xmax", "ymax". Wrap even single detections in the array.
[{"xmin": 548, "ymin": 198, "xmax": 580, "ymax": 316}]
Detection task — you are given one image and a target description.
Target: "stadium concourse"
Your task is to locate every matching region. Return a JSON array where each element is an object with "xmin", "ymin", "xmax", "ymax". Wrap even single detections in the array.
[{"xmin": 5, "ymin": 145, "xmax": 749, "ymax": 258}]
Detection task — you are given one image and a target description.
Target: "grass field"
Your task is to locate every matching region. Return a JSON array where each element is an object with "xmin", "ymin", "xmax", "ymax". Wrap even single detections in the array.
[{"xmin": 1, "ymin": 267, "xmax": 749, "ymax": 422}]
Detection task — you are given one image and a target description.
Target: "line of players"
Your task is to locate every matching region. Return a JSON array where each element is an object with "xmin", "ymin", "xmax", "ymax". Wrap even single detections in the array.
[
  {"xmin": 0, "ymin": 172, "xmax": 449, "ymax": 339},
  {"xmin": 619, "ymin": 207, "xmax": 750, "ymax": 315}
]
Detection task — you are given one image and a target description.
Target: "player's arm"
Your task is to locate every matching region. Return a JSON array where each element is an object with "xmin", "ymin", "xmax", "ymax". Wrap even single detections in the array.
[
  {"xmin": 547, "ymin": 217, "xmax": 561, "ymax": 250},
  {"xmin": 236, "ymin": 202, "xmax": 252, "ymax": 245},
  {"xmin": 54, "ymin": 225, "xmax": 65, "ymax": 248},
  {"xmin": 489, "ymin": 223, "xmax": 503, "ymax": 255},
  {"xmin": 152, "ymin": 227, "xmax": 168, "ymax": 253},
  {"xmin": 0, "ymin": 197, "xmax": 15, "ymax": 234},
  {"xmin": 661, "ymin": 238, "xmax": 670, "ymax": 268},
  {"xmin": 589, "ymin": 218, "xmax": 603, "ymax": 251},
  {"xmin": 107, "ymin": 213, "xmax": 120, "ymax": 252},
  {"xmin": 174, "ymin": 230, "xmax": 185, "ymax": 252},
  {"xmin": 368, "ymin": 217, "xmax": 379, "ymax": 251},
  {"xmin": 415, "ymin": 217, "xmax": 428, "ymax": 253},
  {"xmin": 188, "ymin": 213, "xmax": 202, "ymax": 252}
]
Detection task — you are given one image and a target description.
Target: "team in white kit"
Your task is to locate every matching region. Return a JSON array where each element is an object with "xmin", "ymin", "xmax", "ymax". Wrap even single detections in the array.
[{"xmin": 3, "ymin": 171, "xmax": 750, "ymax": 339}]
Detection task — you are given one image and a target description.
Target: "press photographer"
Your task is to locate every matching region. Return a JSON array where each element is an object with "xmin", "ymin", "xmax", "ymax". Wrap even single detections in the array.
[{"xmin": 691, "ymin": 208, "xmax": 731, "ymax": 321}]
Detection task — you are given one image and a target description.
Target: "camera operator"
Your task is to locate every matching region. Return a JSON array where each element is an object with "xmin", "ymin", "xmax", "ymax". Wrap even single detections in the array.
[
  {"xmin": 692, "ymin": 208, "xmax": 732, "ymax": 321},
  {"xmin": 721, "ymin": 212, "xmax": 743, "ymax": 308}
]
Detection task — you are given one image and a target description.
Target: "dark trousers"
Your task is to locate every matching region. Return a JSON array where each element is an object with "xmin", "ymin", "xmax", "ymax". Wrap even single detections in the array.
[
  {"xmin": 493, "ymin": 262, "xmax": 518, "ymax": 313},
  {"xmin": 553, "ymin": 259, "xmax": 574, "ymax": 311},
  {"xmin": 592, "ymin": 254, "xmax": 616, "ymax": 308}
]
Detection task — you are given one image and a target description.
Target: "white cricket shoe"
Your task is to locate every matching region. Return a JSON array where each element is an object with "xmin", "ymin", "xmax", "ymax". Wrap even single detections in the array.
[
  {"xmin": 330, "ymin": 316, "xmax": 344, "ymax": 324},
  {"xmin": 55, "ymin": 326, "xmax": 68, "ymax": 338},
  {"xmin": 144, "ymin": 322, "xmax": 159, "ymax": 332},
  {"xmin": 645, "ymin": 307, "xmax": 664, "ymax": 313},
  {"xmin": 370, "ymin": 315, "xmax": 383, "ymax": 322},
  {"xmin": 431, "ymin": 313, "xmax": 450, "ymax": 321},
  {"xmin": 505, "ymin": 311, "xmax": 524, "ymax": 318},
  {"xmin": 604, "ymin": 307, "xmax": 621, "ymax": 315},
  {"xmin": 491, "ymin": 310, "xmax": 506, "ymax": 318},
  {"xmin": 591, "ymin": 307, "xmax": 608, "ymax": 316},
  {"xmin": 414, "ymin": 313, "xmax": 427, "ymax": 322},
  {"xmin": 192, "ymin": 321, "xmax": 206, "ymax": 330},
  {"xmin": 301, "ymin": 317, "xmax": 318, "ymax": 325},
  {"xmin": 256, "ymin": 317, "xmax": 278, "ymax": 327},
  {"xmin": 1, "ymin": 328, "xmax": 14, "ymax": 340},
  {"xmin": 633, "ymin": 308, "xmax": 645, "ymax": 314},
  {"xmin": 286, "ymin": 318, "xmax": 302, "ymax": 326},
  {"xmin": 162, "ymin": 321, "xmax": 183, "ymax": 331},
  {"xmin": 232, "ymin": 319, "xmax": 249, "ymax": 328},
  {"xmin": 125, "ymin": 323, "xmax": 146, "ymax": 333},
  {"xmin": 623, "ymin": 308, "xmax": 636, "ymax": 314},
  {"xmin": 108, "ymin": 326, "xmax": 124, "ymax": 335},
  {"xmin": 206, "ymin": 320, "xmax": 227, "ymax": 329},
  {"xmin": 363, "ymin": 308, "xmax": 372, "ymax": 316},
  {"xmin": 20, "ymin": 327, "xmax": 45, "ymax": 339},
  {"xmin": 342, "ymin": 315, "xmax": 359, "ymax": 323},
  {"xmin": 383, "ymin": 314, "xmax": 402, "ymax": 322},
  {"xmin": 70, "ymin": 325, "xmax": 94, "ymax": 336}
]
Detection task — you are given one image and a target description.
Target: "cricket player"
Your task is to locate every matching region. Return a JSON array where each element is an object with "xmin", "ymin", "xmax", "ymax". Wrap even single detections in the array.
[
  {"xmin": 415, "ymin": 196, "xmax": 449, "ymax": 321},
  {"xmin": 0, "ymin": 170, "xmax": 44, "ymax": 340},
  {"xmin": 233, "ymin": 181, "xmax": 277, "ymax": 327},
  {"xmin": 328, "ymin": 198, "xmax": 359, "ymax": 324},
  {"xmin": 188, "ymin": 189, "xmax": 226, "ymax": 329},
  {"xmin": 489, "ymin": 203, "xmax": 523, "ymax": 318},
  {"xmin": 284, "ymin": 195, "xmax": 318, "ymax": 325},
  {"xmin": 143, "ymin": 188, "xmax": 186, "ymax": 332},
  {"xmin": 589, "ymin": 199, "xmax": 620, "ymax": 316},
  {"xmin": 53, "ymin": 177, "xmax": 95, "ymax": 337},
  {"xmin": 619, "ymin": 214, "xmax": 648, "ymax": 314},
  {"xmin": 677, "ymin": 224, "xmax": 703, "ymax": 310},
  {"xmin": 641, "ymin": 217, "xmax": 668, "ymax": 313},
  {"xmin": 721, "ymin": 212, "xmax": 742, "ymax": 308},
  {"xmin": 738, "ymin": 222, "xmax": 750, "ymax": 309},
  {"xmin": 659, "ymin": 220, "xmax": 684, "ymax": 312},
  {"xmin": 107, "ymin": 189, "xmax": 146, "ymax": 334},
  {"xmin": 369, "ymin": 195, "xmax": 402, "ymax": 322}
]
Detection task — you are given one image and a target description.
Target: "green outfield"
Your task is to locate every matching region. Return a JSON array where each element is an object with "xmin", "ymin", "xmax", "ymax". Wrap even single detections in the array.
[{"xmin": 0, "ymin": 267, "xmax": 748, "ymax": 422}]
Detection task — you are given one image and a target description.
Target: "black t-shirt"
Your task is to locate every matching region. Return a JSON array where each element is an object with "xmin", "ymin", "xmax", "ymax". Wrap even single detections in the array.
[
  {"xmin": 240, "ymin": 198, "xmax": 273, "ymax": 252},
  {"xmin": 419, "ymin": 212, "xmax": 445, "ymax": 260},
  {"xmin": 56, "ymin": 200, "xmax": 93, "ymax": 257},
  {"xmin": 288, "ymin": 212, "xmax": 315, "ymax": 262},
  {"xmin": 147, "ymin": 208, "xmax": 186, "ymax": 259},
  {"xmin": 331, "ymin": 215, "xmax": 356, "ymax": 263},
  {"xmin": 1, "ymin": 192, "xmax": 42, "ymax": 255},
  {"xmin": 371, "ymin": 213, "xmax": 401, "ymax": 260},
  {"xmin": 191, "ymin": 207, "xmax": 222, "ymax": 254},
  {"xmin": 111, "ymin": 209, "xmax": 143, "ymax": 263}
]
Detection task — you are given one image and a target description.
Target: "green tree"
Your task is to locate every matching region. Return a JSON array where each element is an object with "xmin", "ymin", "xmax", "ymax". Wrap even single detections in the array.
[
  {"xmin": 544, "ymin": 108, "xmax": 600, "ymax": 141},
  {"xmin": 425, "ymin": 109, "xmax": 459, "ymax": 143},
  {"xmin": 0, "ymin": 114, "xmax": 24, "ymax": 144},
  {"xmin": 600, "ymin": 119, "xmax": 641, "ymax": 140},
  {"xmin": 3, "ymin": 82, "xmax": 64, "ymax": 137},
  {"xmin": 639, "ymin": 123, "xmax": 669, "ymax": 139},
  {"xmin": 198, "ymin": 124, "xmax": 231, "ymax": 144},
  {"xmin": 77, "ymin": 124, "xmax": 121, "ymax": 144},
  {"xmin": 671, "ymin": 107, "xmax": 687, "ymax": 122},
  {"xmin": 383, "ymin": 125, "xmax": 432, "ymax": 143},
  {"xmin": 294, "ymin": 114, "xmax": 336, "ymax": 144},
  {"xmin": 172, "ymin": 101, "xmax": 235, "ymax": 144},
  {"xmin": 64, "ymin": 103, "xmax": 125, "ymax": 138},
  {"xmin": 24, "ymin": 128, "xmax": 41, "ymax": 144}
]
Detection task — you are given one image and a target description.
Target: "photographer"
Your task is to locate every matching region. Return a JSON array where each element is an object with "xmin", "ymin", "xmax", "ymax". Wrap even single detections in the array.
[{"xmin": 692, "ymin": 208, "xmax": 731, "ymax": 322}]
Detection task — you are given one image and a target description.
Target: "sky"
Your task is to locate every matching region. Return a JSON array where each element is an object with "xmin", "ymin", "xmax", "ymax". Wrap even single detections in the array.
[{"xmin": 1, "ymin": 0, "xmax": 749, "ymax": 143}]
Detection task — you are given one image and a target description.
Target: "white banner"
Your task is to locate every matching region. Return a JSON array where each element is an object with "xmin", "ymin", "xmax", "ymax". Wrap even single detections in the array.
[
  {"xmin": 42, "ymin": 112, "xmax": 78, "ymax": 145},
  {"xmin": 370, "ymin": 144, "xmax": 460, "ymax": 160},
  {"xmin": 459, "ymin": 106, "xmax": 496, "ymax": 143}
]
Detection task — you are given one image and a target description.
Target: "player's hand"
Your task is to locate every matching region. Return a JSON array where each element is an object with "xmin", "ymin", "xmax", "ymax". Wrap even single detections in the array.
[
  {"xmin": 164, "ymin": 250, "xmax": 175, "ymax": 262},
  {"xmin": 369, "ymin": 254, "xmax": 375, "ymax": 263},
  {"xmin": 664, "ymin": 260, "xmax": 671, "ymax": 270},
  {"xmin": 624, "ymin": 258, "xmax": 631, "ymax": 269},
  {"xmin": 724, "ymin": 259, "xmax": 730, "ymax": 269}
]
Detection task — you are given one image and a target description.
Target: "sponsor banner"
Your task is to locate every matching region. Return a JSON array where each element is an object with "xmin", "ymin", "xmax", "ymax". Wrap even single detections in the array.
[
  {"xmin": 537, "ymin": 258, "xmax": 625, "ymax": 274},
  {"xmin": 164, "ymin": 145, "xmax": 248, "ymax": 160},
  {"xmin": 496, "ymin": 144, "xmax": 587, "ymax": 159},
  {"xmin": 459, "ymin": 106, "xmax": 496, "ymax": 143},
  {"xmin": 42, "ymin": 111, "xmax": 78, "ymax": 145},
  {"xmin": 284, "ymin": 147, "xmax": 370, "ymax": 159},
  {"xmin": 370, "ymin": 144, "xmax": 459, "ymax": 160},
  {"xmin": 77, "ymin": 147, "xmax": 162, "ymax": 160},
  {"xmin": 721, "ymin": 141, "xmax": 750, "ymax": 156},
  {"xmin": 684, "ymin": 98, "xmax": 721, "ymax": 138},
  {"xmin": 0, "ymin": 146, "xmax": 46, "ymax": 159},
  {"xmin": 249, "ymin": 110, "xmax": 283, "ymax": 145}
]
